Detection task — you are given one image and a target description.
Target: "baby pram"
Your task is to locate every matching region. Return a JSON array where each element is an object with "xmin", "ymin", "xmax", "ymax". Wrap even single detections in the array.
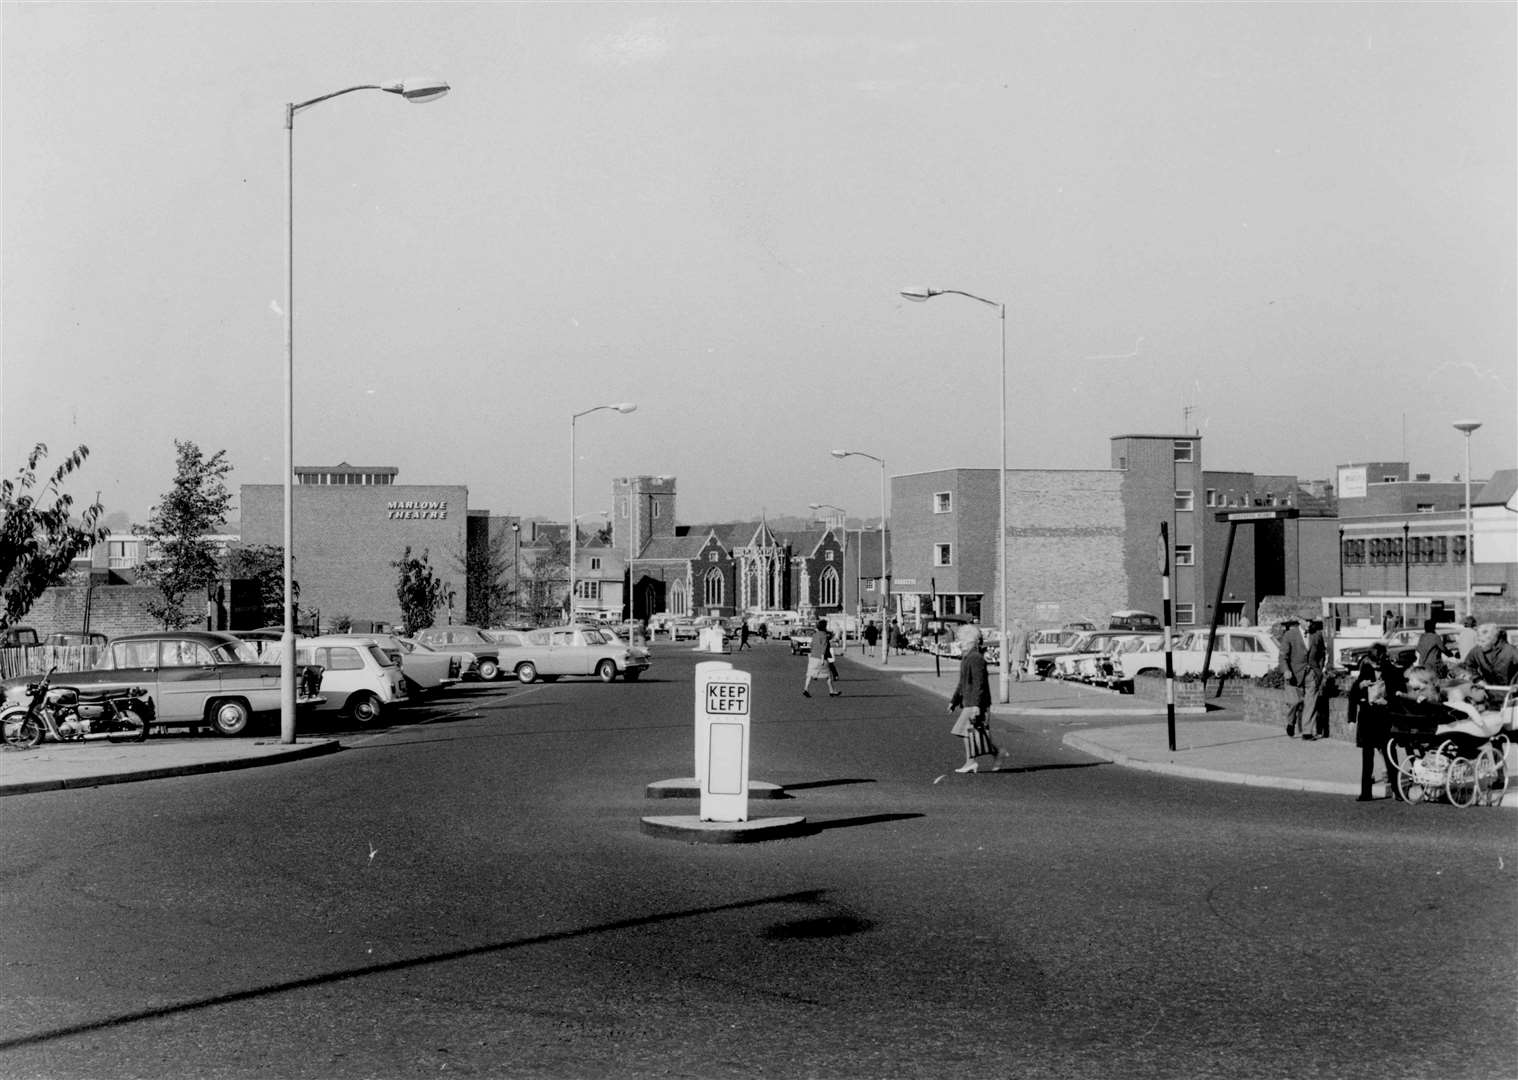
[{"xmin": 1380, "ymin": 686, "xmax": 1513, "ymax": 807}]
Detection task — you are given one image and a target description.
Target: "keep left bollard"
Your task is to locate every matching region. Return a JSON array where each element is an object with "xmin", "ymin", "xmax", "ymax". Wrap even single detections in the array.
[{"xmin": 698, "ymin": 666, "xmax": 751, "ymax": 822}]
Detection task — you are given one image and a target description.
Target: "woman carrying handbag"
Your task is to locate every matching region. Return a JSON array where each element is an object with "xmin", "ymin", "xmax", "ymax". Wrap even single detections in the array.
[{"xmin": 947, "ymin": 623, "xmax": 1004, "ymax": 773}]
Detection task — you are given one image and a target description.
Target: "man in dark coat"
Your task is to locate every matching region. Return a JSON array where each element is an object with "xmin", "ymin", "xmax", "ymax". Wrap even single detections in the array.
[{"xmin": 1279, "ymin": 618, "xmax": 1309, "ymax": 737}]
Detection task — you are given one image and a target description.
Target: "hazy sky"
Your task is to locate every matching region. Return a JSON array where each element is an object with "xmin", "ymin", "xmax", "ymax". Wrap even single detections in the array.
[{"xmin": 4, "ymin": 2, "xmax": 1514, "ymax": 530}]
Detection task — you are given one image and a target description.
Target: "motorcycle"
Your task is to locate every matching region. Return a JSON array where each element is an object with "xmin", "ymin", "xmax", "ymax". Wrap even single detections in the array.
[{"xmin": 1, "ymin": 667, "xmax": 153, "ymax": 748}]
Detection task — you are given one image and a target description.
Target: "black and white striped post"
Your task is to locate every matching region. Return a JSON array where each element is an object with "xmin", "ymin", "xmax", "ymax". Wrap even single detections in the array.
[{"xmin": 1158, "ymin": 523, "xmax": 1176, "ymax": 751}]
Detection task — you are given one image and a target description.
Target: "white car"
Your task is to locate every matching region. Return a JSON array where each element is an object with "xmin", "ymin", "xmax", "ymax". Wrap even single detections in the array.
[
  {"xmin": 294, "ymin": 636, "xmax": 410, "ymax": 724},
  {"xmin": 1119, "ymin": 627, "xmax": 1282, "ymax": 682},
  {"xmin": 1048, "ymin": 631, "xmax": 1144, "ymax": 682}
]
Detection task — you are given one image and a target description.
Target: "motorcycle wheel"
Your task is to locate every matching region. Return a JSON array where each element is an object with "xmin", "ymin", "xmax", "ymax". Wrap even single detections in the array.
[
  {"xmin": 2, "ymin": 710, "xmax": 44, "ymax": 749},
  {"xmin": 106, "ymin": 707, "xmax": 149, "ymax": 743}
]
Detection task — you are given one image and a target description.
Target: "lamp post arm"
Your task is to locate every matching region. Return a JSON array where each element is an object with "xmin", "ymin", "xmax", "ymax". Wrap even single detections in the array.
[{"xmin": 288, "ymin": 85, "xmax": 387, "ymax": 124}]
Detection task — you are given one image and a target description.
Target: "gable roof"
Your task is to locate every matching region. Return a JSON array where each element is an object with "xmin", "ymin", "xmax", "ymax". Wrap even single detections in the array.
[{"xmin": 1475, "ymin": 468, "xmax": 1517, "ymax": 508}]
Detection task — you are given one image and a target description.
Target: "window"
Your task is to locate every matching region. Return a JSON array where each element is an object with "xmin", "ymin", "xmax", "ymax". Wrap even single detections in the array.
[
  {"xmin": 707, "ymin": 551, "xmax": 719, "ymax": 562},
  {"xmin": 1175, "ymin": 490, "xmax": 1194, "ymax": 511},
  {"xmin": 934, "ymin": 492, "xmax": 952, "ymax": 514},
  {"xmin": 1173, "ymin": 440, "xmax": 1194, "ymax": 462},
  {"xmin": 824, "ymin": 550, "xmax": 835, "ymax": 561},
  {"xmin": 163, "ymin": 641, "xmax": 213, "ymax": 667},
  {"xmin": 1205, "ymin": 489, "xmax": 1218, "ymax": 507},
  {"xmin": 1453, "ymin": 535, "xmax": 1467, "ymax": 564},
  {"xmin": 818, "ymin": 567, "xmax": 839, "ymax": 607},
  {"xmin": 577, "ymin": 580, "xmax": 600, "ymax": 600},
  {"xmin": 934, "ymin": 543, "xmax": 952, "ymax": 567},
  {"xmin": 317, "ymin": 647, "xmax": 363, "ymax": 671},
  {"xmin": 1174, "ymin": 603, "xmax": 1195, "ymax": 625},
  {"xmin": 114, "ymin": 641, "xmax": 159, "ymax": 667},
  {"xmin": 703, "ymin": 568, "xmax": 724, "ymax": 607},
  {"xmin": 589, "ymin": 557, "xmax": 601, "ymax": 571},
  {"xmin": 1174, "ymin": 544, "xmax": 1194, "ymax": 566},
  {"xmin": 1416, "ymin": 503, "xmax": 1435, "ymax": 513}
]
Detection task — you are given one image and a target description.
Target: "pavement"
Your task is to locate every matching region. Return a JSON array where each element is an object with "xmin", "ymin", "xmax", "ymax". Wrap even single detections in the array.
[{"xmin": 2, "ymin": 646, "xmax": 1510, "ymax": 808}]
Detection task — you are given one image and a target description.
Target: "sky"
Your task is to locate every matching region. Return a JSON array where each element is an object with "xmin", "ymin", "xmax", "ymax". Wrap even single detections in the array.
[{"xmin": 4, "ymin": 2, "xmax": 1514, "ymax": 532}]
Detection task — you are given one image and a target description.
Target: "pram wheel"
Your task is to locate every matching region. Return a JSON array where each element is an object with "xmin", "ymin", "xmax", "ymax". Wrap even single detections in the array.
[
  {"xmin": 1445, "ymin": 757, "xmax": 1479, "ymax": 808},
  {"xmin": 1397, "ymin": 771, "xmax": 1426, "ymax": 804}
]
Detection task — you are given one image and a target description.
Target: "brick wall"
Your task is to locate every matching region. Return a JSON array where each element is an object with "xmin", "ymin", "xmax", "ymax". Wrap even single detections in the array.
[
  {"xmin": 1008, "ymin": 469, "xmax": 1129, "ymax": 627},
  {"xmin": 242, "ymin": 483, "xmax": 469, "ymax": 628},
  {"xmin": 18, "ymin": 584, "xmax": 194, "ymax": 639}
]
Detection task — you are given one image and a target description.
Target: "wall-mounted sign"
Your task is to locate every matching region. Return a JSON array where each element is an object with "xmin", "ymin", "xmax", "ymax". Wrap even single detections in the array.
[{"xmin": 387, "ymin": 500, "xmax": 449, "ymax": 520}]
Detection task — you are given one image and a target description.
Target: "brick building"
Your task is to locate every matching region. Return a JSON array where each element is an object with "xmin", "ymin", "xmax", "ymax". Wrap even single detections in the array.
[{"xmin": 241, "ymin": 464, "xmax": 469, "ymax": 630}]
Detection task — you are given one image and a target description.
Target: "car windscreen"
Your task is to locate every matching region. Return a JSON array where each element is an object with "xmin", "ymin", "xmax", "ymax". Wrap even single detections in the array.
[{"xmin": 211, "ymin": 640, "xmax": 261, "ymax": 663}]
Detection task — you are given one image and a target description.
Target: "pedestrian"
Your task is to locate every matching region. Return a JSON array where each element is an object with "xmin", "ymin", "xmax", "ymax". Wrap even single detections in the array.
[
  {"xmin": 801, "ymin": 618, "xmax": 840, "ymax": 698},
  {"xmin": 738, "ymin": 620, "xmax": 752, "ymax": 651},
  {"xmin": 1414, "ymin": 618, "xmax": 1445, "ymax": 675},
  {"xmin": 1382, "ymin": 609, "xmax": 1397, "ymax": 637},
  {"xmin": 1461, "ymin": 623, "xmax": 1518, "ymax": 687},
  {"xmin": 826, "ymin": 624, "xmax": 841, "ymax": 682},
  {"xmin": 1278, "ymin": 618, "xmax": 1308, "ymax": 737},
  {"xmin": 891, "ymin": 618, "xmax": 905, "ymax": 656},
  {"xmin": 863, "ymin": 620, "xmax": 879, "ymax": 658},
  {"xmin": 1349, "ymin": 642, "xmax": 1405, "ymax": 801},
  {"xmin": 1009, "ymin": 620, "xmax": 1030, "ymax": 681},
  {"xmin": 1454, "ymin": 615, "xmax": 1478, "ymax": 661},
  {"xmin": 947, "ymin": 623, "xmax": 1002, "ymax": 773},
  {"xmin": 1302, "ymin": 618, "xmax": 1329, "ymax": 740}
]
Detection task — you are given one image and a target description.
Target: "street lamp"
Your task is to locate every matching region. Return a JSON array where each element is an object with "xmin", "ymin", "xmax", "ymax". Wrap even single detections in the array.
[
  {"xmin": 570, "ymin": 404, "xmax": 635, "ymax": 622},
  {"xmin": 1453, "ymin": 419, "xmax": 1482, "ymax": 618},
  {"xmin": 809, "ymin": 502, "xmax": 849, "ymax": 630},
  {"xmin": 510, "ymin": 522, "xmax": 521, "ymax": 623},
  {"xmin": 831, "ymin": 450, "xmax": 888, "ymax": 666},
  {"xmin": 901, "ymin": 285, "xmax": 1010, "ymax": 701},
  {"xmin": 281, "ymin": 76, "xmax": 450, "ymax": 744}
]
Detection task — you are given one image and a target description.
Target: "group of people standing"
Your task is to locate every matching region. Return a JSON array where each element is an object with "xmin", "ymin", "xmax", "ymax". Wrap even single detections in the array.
[{"xmin": 1332, "ymin": 617, "xmax": 1518, "ymax": 802}]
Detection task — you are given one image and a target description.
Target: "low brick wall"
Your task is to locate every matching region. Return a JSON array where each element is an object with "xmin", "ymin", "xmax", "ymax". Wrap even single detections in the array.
[
  {"xmin": 1241, "ymin": 683, "xmax": 1352, "ymax": 741},
  {"xmin": 1132, "ymin": 673, "xmax": 1244, "ymax": 710}
]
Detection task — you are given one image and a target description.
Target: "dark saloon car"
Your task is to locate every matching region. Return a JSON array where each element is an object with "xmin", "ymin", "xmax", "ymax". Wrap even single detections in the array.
[{"xmin": 0, "ymin": 631, "xmax": 324, "ymax": 737}]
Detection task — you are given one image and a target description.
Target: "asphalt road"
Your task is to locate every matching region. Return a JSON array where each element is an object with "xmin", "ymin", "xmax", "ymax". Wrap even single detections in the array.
[{"xmin": 1, "ymin": 641, "xmax": 1514, "ymax": 1080}]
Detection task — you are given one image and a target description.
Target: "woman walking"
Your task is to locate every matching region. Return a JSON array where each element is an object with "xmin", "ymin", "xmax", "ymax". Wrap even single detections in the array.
[{"xmin": 948, "ymin": 623, "xmax": 1002, "ymax": 773}]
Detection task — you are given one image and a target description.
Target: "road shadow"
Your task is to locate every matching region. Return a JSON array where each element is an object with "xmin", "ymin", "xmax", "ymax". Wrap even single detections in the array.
[
  {"xmin": 0, "ymin": 888, "xmax": 838, "ymax": 1055},
  {"xmin": 783, "ymin": 777, "xmax": 876, "ymax": 792},
  {"xmin": 802, "ymin": 812, "xmax": 924, "ymax": 834}
]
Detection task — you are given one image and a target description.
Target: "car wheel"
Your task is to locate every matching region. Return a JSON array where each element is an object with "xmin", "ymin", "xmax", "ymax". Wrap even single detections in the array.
[
  {"xmin": 347, "ymin": 692, "xmax": 382, "ymax": 725},
  {"xmin": 516, "ymin": 662, "xmax": 538, "ymax": 684},
  {"xmin": 597, "ymin": 659, "xmax": 617, "ymax": 683},
  {"xmin": 477, "ymin": 658, "xmax": 501, "ymax": 682},
  {"xmin": 211, "ymin": 699, "xmax": 251, "ymax": 737}
]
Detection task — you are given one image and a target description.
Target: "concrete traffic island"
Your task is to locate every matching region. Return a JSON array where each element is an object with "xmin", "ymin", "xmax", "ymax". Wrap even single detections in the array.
[
  {"xmin": 640, "ymin": 814, "xmax": 809, "ymax": 843},
  {"xmin": 645, "ymin": 778, "xmax": 786, "ymax": 799}
]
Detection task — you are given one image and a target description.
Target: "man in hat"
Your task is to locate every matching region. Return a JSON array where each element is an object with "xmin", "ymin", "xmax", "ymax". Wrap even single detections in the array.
[{"xmin": 1278, "ymin": 617, "xmax": 1309, "ymax": 737}]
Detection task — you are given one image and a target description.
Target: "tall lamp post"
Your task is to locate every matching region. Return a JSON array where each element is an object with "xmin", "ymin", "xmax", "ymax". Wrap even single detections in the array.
[
  {"xmin": 901, "ymin": 285, "xmax": 1010, "ymax": 702},
  {"xmin": 569, "ymin": 404, "xmax": 636, "ymax": 621},
  {"xmin": 1453, "ymin": 419, "xmax": 1482, "ymax": 619},
  {"xmin": 281, "ymin": 76, "xmax": 449, "ymax": 744},
  {"xmin": 809, "ymin": 502, "xmax": 849, "ymax": 628},
  {"xmin": 510, "ymin": 522, "xmax": 521, "ymax": 623},
  {"xmin": 831, "ymin": 450, "xmax": 888, "ymax": 666}
]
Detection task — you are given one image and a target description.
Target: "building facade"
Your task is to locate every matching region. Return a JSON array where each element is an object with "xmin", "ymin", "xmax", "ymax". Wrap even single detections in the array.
[{"xmin": 241, "ymin": 464, "xmax": 469, "ymax": 631}]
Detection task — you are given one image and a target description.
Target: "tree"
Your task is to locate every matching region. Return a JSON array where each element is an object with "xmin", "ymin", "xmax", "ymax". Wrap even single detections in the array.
[
  {"xmin": 458, "ymin": 527, "xmax": 517, "ymax": 627},
  {"xmin": 523, "ymin": 537, "xmax": 569, "ymax": 625},
  {"xmin": 0, "ymin": 443, "xmax": 109, "ymax": 627},
  {"xmin": 136, "ymin": 441, "xmax": 233, "ymax": 629},
  {"xmin": 393, "ymin": 546, "xmax": 448, "ymax": 634},
  {"xmin": 224, "ymin": 543, "xmax": 296, "ymax": 628}
]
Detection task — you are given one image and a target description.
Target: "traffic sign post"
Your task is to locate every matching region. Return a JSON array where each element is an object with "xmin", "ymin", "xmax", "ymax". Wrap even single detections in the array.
[{"xmin": 696, "ymin": 665, "xmax": 752, "ymax": 822}]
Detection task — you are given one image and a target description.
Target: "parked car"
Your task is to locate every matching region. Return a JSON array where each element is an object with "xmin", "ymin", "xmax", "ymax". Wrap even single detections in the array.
[
  {"xmin": 597, "ymin": 626, "xmax": 651, "ymax": 664},
  {"xmin": 1118, "ymin": 626, "xmax": 1282, "ymax": 682},
  {"xmin": 0, "ymin": 626, "xmax": 40, "ymax": 648},
  {"xmin": 1108, "ymin": 610, "xmax": 1162, "ymax": 633},
  {"xmin": 0, "ymin": 630, "xmax": 325, "ymax": 736},
  {"xmin": 1340, "ymin": 625, "xmax": 1461, "ymax": 671},
  {"xmin": 233, "ymin": 629, "xmax": 288, "ymax": 663},
  {"xmin": 1105, "ymin": 634, "xmax": 1174, "ymax": 691},
  {"xmin": 410, "ymin": 625, "xmax": 505, "ymax": 681},
  {"xmin": 1048, "ymin": 631, "xmax": 1144, "ymax": 681},
  {"xmin": 322, "ymin": 633, "xmax": 461, "ymax": 698},
  {"xmin": 669, "ymin": 618, "xmax": 702, "ymax": 642},
  {"xmin": 295, "ymin": 636, "xmax": 409, "ymax": 724},
  {"xmin": 494, "ymin": 625, "xmax": 650, "ymax": 683}
]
